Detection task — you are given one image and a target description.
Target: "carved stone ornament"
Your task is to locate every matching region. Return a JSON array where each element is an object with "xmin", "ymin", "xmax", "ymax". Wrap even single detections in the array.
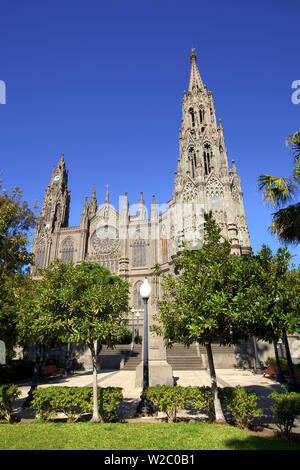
[
  {"xmin": 182, "ymin": 181, "xmax": 198, "ymax": 202},
  {"xmin": 91, "ymin": 226, "xmax": 119, "ymax": 254}
]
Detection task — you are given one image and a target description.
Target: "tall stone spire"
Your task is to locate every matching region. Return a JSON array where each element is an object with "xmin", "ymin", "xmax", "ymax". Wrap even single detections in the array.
[
  {"xmin": 188, "ymin": 49, "xmax": 204, "ymax": 94},
  {"xmin": 172, "ymin": 51, "xmax": 251, "ymax": 255}
]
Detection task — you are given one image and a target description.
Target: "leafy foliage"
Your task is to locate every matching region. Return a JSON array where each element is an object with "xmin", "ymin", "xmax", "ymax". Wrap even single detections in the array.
[
  {"xmin": 20, "ymin": 260, "xmax": 129, "ymax": 422},
  {"xmin": 0, "ymin": 180, "xmax": 36, "ymax": 274},
  {"xmin": 144, "ymin": 385, "xmax": 262, "ymax": 429},
  {"xmin": 268, "ymin": 386, "xmax": 300, "ymax": 439},
  {"xmin": 0, "ymin": 384, "xmax": 21, "ymax": 422},
  {"xmin": 219, "ymin": 386, "xmax": 262, "ymax": 429},
  {"xmin": 187, "ymin": 386, "xmax": 214, "ymax": 422},
  {"xmin": 31, "ymin": 386, "xmax": 123, "ymax": 422},
  {"xmin": 0, "ymin": 180, "xmax": 36, "ymax": 357},
  {"xmin": 257, "ymin": 131, "xmax": 300, "ymax": 244},
  {"xmin": 145, "ymin": 385, "xmax": 189, "ymax": 422}
]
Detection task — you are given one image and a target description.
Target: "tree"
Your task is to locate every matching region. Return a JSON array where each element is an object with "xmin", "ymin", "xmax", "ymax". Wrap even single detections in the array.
[
  {"xmin": 153, "ymin": 213, "xmax": 299, "ymax": 423},
  {"xmin": 0, "ymin": 179, "xmax": 36, "ymax": 357},
  {"xmin": 257, "ymin": 131, "xmax": 300, "ymax": 244},
  {"xmin": 25, "ymin": 260, "xmax": 129, "ymax": 422}
]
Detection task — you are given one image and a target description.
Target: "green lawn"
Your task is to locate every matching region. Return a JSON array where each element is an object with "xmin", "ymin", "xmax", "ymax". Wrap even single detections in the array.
[{"xmin": 0, "ymin": 421, "xmax": 299, "ymax": 450}]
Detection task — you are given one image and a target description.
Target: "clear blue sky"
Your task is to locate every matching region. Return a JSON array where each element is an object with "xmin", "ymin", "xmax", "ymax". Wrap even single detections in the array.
[{"xmin": 0, "ymin": 0, "xmax": 299, "ymax": 266}]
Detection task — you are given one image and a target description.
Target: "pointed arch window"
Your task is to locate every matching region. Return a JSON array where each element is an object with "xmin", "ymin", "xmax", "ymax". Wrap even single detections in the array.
[
  {"xmin": 199, "ymin": 108, "xmax": 204, "ymax": 124},
  {"xmin": 133, "ymin": 281, "xmax": 143, "ymax": 310},
  {"xmin": 36, "ymin": 239, "xmax": 46, "ymax": 269},
  {"xmin": 188, "ymin": 147, "xmax": 197, "ymax": 178},
  {"xmin": 61, "ymin": 237, "xmax": 74, "ymax": 264},
  {"xmin": 189, "ymin": 108, "xmax": 195, "ymax": 127},
  {"xmin": 133, "ymin": 240, "xmax": 146, "ymax": 267},
  {"xmin": 203, "ymin": 143, "xmax": 212, "ymax": 176}
]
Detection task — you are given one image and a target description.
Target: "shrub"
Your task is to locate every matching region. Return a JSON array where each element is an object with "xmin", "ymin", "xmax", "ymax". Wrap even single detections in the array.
[
  {"xmin": 144, "ymin": 385, "xmax": 189, "ymax": 422},
  {"xmin": 219, "ymin": 386, "xmax": 262, "ymax": 429},
  {"xmin": 31, "ymin": 386, "xmax": 123, "ymax": 422},
  {"xmin": 268, "ymin": 386, "xmax": 300, "ymax": 439},
  {"xmin": 267, "ymin": 357, "xmax": 288, "ymax": 374},
  {"xmin": 0, "ymin": 384, "xmax": 21, "ymax": 422},
  {"xmin": 187, "ymin": 386, "xmax": 214, "ymax": 422}
]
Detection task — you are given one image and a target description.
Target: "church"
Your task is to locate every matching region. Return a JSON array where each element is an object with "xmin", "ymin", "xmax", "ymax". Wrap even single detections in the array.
[{"xmin": 31, "ymin": 51, "xmax": 252, "ymax": 384}]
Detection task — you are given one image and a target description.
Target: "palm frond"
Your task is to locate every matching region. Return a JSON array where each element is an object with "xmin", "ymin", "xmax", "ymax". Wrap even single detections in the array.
[
  {"xmin": 257, "ymin": 174, "xmax": 296, "ymax": 207},
  {"xmin": 287, "ymin": 132, "xmax": 300, "ymax": 164},
  {"xmin": 270, "ymin": 203, "xmax": 300, "ymax": 245}
]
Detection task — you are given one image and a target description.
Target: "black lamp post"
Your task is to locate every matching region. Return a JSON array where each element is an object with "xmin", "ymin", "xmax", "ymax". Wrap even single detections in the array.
[
  {"xmin": 136, "ymin": 311, "xmax": 140, "ymax": 343},
  {"xmin": 137, "ymin": 278, "xmax": 154, "ymax": 415},
  {"xmin": 131, "ymin": 307, "xmax": 135, "ymax": 346}
]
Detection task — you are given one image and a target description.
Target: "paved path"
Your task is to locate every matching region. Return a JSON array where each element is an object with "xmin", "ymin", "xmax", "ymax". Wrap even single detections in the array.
[{"xmin": 12, "ymin": 368, "xmax": 300, "ymax": 435}]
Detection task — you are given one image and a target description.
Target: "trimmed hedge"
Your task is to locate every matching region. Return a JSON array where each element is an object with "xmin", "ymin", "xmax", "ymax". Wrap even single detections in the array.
[
  {"xmin": 145, "ymin": 385, "xmax": 189, "ymax": 422},
  {"xmin": 218, "ymin": 386, "xmax": 262, "ymax": 428},
  {"xmin": 268, "ymin": 387, "xmax": 300, "ymax": 439},
  {"xmin": 0, "ymin": 384, "xmax": 21, "ymax": 422},
  {"xmin": 145, "ymin": 385, "xmax": 262, "ymax": 428},
  {"xmin": 31, "ymin": 386, "xmax": 123, "ymax": 422}
]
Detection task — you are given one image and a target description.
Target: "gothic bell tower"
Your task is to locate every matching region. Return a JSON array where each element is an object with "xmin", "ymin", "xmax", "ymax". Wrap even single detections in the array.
[
  {"xmin": 173, "ymin": 50, "xmax": 251, "ymax": 255},
  {"xmin": 36, "ymin": 153, "xmax": 71, "ymax": 233},
  {"xmin": 31, "ymin": 154, "xmax": 71, "ymax": 274}
]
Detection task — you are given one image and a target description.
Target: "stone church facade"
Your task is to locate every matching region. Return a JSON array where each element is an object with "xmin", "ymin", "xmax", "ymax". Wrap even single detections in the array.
[{"xmin": 31, "ymin": 51, "xmax": 252, "ymax": 384}]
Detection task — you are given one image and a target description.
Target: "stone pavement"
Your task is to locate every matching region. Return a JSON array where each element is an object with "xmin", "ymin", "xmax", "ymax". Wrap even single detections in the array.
[{"xmin": 12, "ymin": 368, "xmax": 300, "ymax": 435}]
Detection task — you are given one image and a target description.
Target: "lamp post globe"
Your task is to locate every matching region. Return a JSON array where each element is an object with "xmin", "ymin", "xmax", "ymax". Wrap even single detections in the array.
[
  {"xmin": 140, "ymin": 278, "xmax": 151, "ymax": 299},
  {"xmin": 137, "ymin": 278, "xmax": 154, "ymax": 415}
]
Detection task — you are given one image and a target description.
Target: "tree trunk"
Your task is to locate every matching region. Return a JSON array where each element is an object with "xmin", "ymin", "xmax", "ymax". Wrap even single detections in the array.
[
  {"xmin": 90, "ymin": 340, "xmax": 101, "ymax": 423},
  {"xmin": 40, "ymin": 344, "xmax": 48, "ymax": 378},
  {"xmin": 23, "ymin": 342, "xmax": 42, "ymax": 407},
  {"xmin": 205, "ymin": 342, "xmax": 226, "ymax": 424}
]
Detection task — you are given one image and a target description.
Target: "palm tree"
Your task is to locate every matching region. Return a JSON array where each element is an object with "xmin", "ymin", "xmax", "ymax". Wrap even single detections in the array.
[{"xmin": 258, "ymin": 132, "xmax": 300, "ymax": 244}]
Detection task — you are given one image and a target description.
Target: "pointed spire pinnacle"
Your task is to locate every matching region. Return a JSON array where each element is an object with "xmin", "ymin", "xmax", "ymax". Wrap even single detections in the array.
[
  {"xmin": 105, "ymin": 184, "xmax": 110, "ymax": 203},
  {"xmin": 188, "ymin": 49, "xmax": 204, "ymax": 94},
  {"xmin": 139, "ymin": 192, "xmax": 144, "ymax": 204},
  {"xmin": 82, "ymin": 196, "xmax": 88, "ymax": 212},
  {"xmin": 89, "ymin": 184, "xmax": 97, "ymax": 217}
]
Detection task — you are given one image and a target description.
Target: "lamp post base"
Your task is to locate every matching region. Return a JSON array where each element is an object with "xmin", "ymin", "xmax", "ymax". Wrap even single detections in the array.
[
  {"xmin": 136, "ymin": 392, "xmax": 155, "ymax": 416},
  {"xmin": 135, "ymin": 360, "xmax": 173, "ymax": 387}
]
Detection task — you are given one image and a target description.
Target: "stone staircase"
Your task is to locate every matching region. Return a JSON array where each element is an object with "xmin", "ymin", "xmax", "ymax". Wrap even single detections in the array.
[
  {"xmin": 167, "ymin": 343, "xmax": 235, "ymax": 370},
  {"xmin": 99, "ymin": 342, "xmax": 235, "ymax": 371},
  {"xmin": 166, "ymin": 343, "xmax": 203, "ymax": 370},
  {"xmin": 123, "ymin": 344, "xmax": 142, "ymax": 370}
]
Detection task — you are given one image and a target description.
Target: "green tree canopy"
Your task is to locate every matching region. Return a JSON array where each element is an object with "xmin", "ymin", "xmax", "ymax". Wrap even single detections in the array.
[
  {"xmin": 153, "ymin": 213, "xmax": 299, "ymax": 422},
  {"xmin": 0, "ymin": 179, "xmax": 36, "ymax": 358},
  {"xmin": 20, "ymin": 259, "xmax": 129, "ymax": 422}
]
